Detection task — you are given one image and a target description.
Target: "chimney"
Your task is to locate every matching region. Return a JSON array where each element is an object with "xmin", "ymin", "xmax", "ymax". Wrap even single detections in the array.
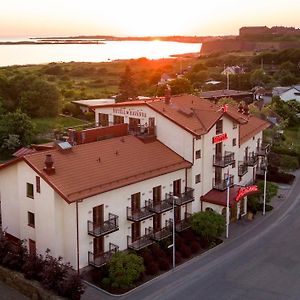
[
  {"xmin": 165, "ymin": 84, "xmax": 171, "ymax": 105},
  {"xmin": 243, "ymin": 103, "xmax": 249, "ymax": 115},
  {"xmin": 44, "ymin": 154, "xmax": 55, "ymax": 175}
]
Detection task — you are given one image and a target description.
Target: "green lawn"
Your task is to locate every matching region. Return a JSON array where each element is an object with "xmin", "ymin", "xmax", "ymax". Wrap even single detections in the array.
[
  {"xmin": 32, "ymin": 116, "xmax": 90, "ymax": 134},
  {"xmin": 283, "ymin": 126, "xmax": 300, "ymax": 152}
]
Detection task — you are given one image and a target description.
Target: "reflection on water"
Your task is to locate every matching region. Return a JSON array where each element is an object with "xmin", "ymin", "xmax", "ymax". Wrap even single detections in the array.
[{"xmin": 0, "ymin": 40, "xmax": 201, "ymax": 66}]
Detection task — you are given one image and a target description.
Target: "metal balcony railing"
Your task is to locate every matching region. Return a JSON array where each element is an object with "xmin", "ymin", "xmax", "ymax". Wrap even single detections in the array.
[
  {"xmin": 173, "ymin": 187, "xmax": 194, "ymax": 206},
  {"xmin": 88, "ymin": 243, "xmax": 119, "ymax": 268},
  {"xmin": 129, "ymin": 125, "xmax": 156, "ymax": 141},
  {"xmin": 87, "ymin": 213, "xmax": 119, "ymax": 237},
  {"xmin": 127, "ymin": 227, "xmax": 154, "ymax": 251},
  {"xmin": 151, "ymin": 220, "xmax": 173, "ymax": 242},
  {"xmin": 213, "ymin": 175, "xmax": 234, "ymax": 191},
  {"xmin": 213, "ymin": 151, "xmax": 235, "ymax": 167},
  {"xmin": 238, "ymin": 161, "xmax": 248, "ymax": 177},
  {"xmin": 257, "ymin": 143, "xmax": 270, "ymax": 156},
  {"xmin": 127, "ymin": 206, "xmax": 155, "ymax": 222},
  {"xmin": 175, "ymin": 213, "xmax": 192, "ymax": 232},
  {"xmin": 246, "ymin": 153, "xmax": 258, "ymax": 166},
  {"xmin": 145, "ymin": 197, "xmax": 173, "ymax": 214}
]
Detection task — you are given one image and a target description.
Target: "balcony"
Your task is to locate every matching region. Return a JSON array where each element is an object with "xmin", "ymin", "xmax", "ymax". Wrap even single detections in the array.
[
  {"xmin": 129, "ymin": 125, "xmax": 156, "ymax": 143},
  {"xmin": 238, "ymin": 161, "xmax": 248, "ymax": 177},
  {"xmin": 246, "ymin": 153, "xmax": 258, "ymax": 166},
  {"xmin": 151, "ymin": 220, "xmax": 172, "ymax": 242},
  {"xmin": 127, "ymin": 228, "xmax": 154, "ymax": 251},
  {"xmin": 146, "ymin": 197, "xmax": 173, "ymax": 214},
  {"xmin": 213, "ymin": 175, "xmax": 234, "ymax": 191},
  {"xmin": 127, "ymin": 206, "xmax": 155, "ymax": 222},
  {"xmin": 173, "ymin": 188, "xmax": 195, "ymax": 206},
  {"xmin": 213, "ymin": 151, "xmax": 235, "ymax": 168},
  {"xmin": 257, "ymin": 143, "xmax": 270, "ymax": 156},
  {"xmin": 87, "ymin": 213, "xmax": 119, "ymax": 237},
  {"xmin": 175, "ymin": 213, "xmax": 192, "ymax": 232},
  {"xmin": 88, "ymin": 243, "xmax": 119, "ymax": 268}
]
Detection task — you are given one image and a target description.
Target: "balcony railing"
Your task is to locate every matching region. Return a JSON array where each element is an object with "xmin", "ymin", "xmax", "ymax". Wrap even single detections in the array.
[
  {"xmin": 151, "ymin": 220, "xmax": 172, "ymax": 242},
  {"xmin": 257, "ymin": 143, "xmax": 270, "ymax": 156},
  {"xmin": 246, "ymin": 153, "xmax": 258, "ymax": 166},
  {"xmin": 129, "ymin": 125, "xmax": 156, "ymax": 142},
  {"xmin": 173, "ymin": 187, "xmax": 194, "ymax": 206},
  {"xmin": 127, "ymin": 206, "xmax": 155, "ymax": 222},
  {"xmin": 145, "ymin": 197, "xmax": 173, "ymax": 214},
  {"xmin": 175, "ymin": 213, "xmax": 192, "ymax": 232},
  {"xmin": 88, "ymin": 243, "xmax": 119, "ymax": 268},
  {"xmin": 87, "ymin": 213, "xmax": 119, "ymax": 237},
  {"xmin": 213, "ymin": 151, "xmax": 235, "ymax": 168},
  {"xmin": 213, "ymin": 175, "xmax": 234, "ymax": 191},
  {"xmin": 127, "ymin": 228, "xmax": 154, "ymax": 251},
  {"xmin": 238, "ymin": 161, "xmax": 248, "ymax": 177}
]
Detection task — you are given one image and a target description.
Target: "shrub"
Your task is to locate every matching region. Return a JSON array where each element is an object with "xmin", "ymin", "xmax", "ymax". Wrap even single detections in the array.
[
  {"xmin": 57, "ymin": 273, "xmax": 85, "ymax": 300},
  {"xmin": 106, "ymin": 252, "xmax": 144, "ymax": 288},
  {"xmin": 22, "ymin": 254, "xmax": 44, "ymax": 280},
  {"xmin": 140, "ymin": 251, "xmax": 153, "ymax": 266},
  {"xmin": 190, "ymin": 241, "xmax": 201, "ymax": 254},
  {"xmin": 179, "ymin": 245, "xmax": 192, "ymax": 259},
  {"xmin": 2, "ymin": 240, "xmax": 27, "ymax": 272},
  {"xmin": 159, "ymin": 258, "xmax": 171, "ymax": 271},
  {"xmin": 190, "ymin": 211, "xmax": 225, "ymax": 243},
  {"xmin": 175, "ymin": 251, "xmax": 182, "ymax": 264},
  {"xmin": 257, "ymin": 203, "xmax": 274, "ymax": 212},
  {"xmin": 145, "ymin": 262, "xmax": 159, "ymax": 275},
  {"xmin": 180, "ymin": 229, "xmax": 196, "ymax": 242},
  {"xmin": 150, "ymin": 244, "xmax": 166, "ymax": 258}
]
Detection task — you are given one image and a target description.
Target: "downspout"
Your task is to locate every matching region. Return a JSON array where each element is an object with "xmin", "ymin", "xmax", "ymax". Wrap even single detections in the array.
[{"xmin": 76, "ymin": 201, "xmax": 80, "ymax": 274}]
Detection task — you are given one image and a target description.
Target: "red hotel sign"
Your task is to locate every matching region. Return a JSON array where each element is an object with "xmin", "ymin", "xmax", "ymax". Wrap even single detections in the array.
[
  {"xmin": 235, "ymin": 185, "xmax": 259, "ymax": 202},
  {"xmin": 212, "ymin": 133, "xmax": 228, "ymax": 144}
]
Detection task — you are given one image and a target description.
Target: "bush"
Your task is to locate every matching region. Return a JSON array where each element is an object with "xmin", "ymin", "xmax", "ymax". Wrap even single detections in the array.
[
  {"xmin": 150, "ymin": 244, "xmax": 166, "ymax": 258},
  {"xmin": 190, "ymin": 211, "xmax": 225, "ymax": 243},
  {"xmin": 140, "ymin": 250, "xmax": 153, "ymax": 266},
  {"xmin": 179, "ymin": 245, "xmax": 192, "ymax": 259},
  {"xmin": 106, "ymin": 252, "xmax": 144, "ymax": 288},
  {"xmin": 257, "ymin": 203, "xmax": 274, "ymax": 212},
  {"xmin": 57, "ymin": 273, "xmax": 85, "ymax": 300},
  {"xmin": 145, "ymin": 262, "xmax": 159, "ymax": 275},
  {"xmin": 159, "ymin": 258, "xmax": 171, "ymax": 271},
  {"xmin": 22, "ymin": 254, "xmax": 44, "ymax": 280},
  {"xmin": 2, "ymin": 240, "xmax": 27, "ymax": 272},
  {"xmin": 190, "ymin": 241, "xmax": 201, "ymax": 254},
  {"xmin": 175, "ymin": 251, "xmax": 182, "ymax": 264}
]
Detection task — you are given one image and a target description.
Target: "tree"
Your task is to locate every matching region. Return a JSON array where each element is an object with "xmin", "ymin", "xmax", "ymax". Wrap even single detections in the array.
[
  {"xmin": 169, "ymin": 77, "xmax": 192, "ymax": 95},
  {"xmin": 105, "ymin": 252, "xmax": 144, "ymax": 288},
  {"xmin": 117, "ymin": 65, "xmax": 137, "ymax": 102},
  {"xmin": 190, "ymin": 211, "xmax": 225, "ymax": 242},
  {"xmin": 0, "ymin": 109, "xmax": 35, "ymax": 149}
]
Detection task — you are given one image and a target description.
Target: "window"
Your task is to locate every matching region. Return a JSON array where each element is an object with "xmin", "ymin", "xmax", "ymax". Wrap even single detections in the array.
[
  {"xmin": 36, "ymin": 176, "xmax": 40, "ymax": 193},
  {"xmin": 28, "ymin": 212, "xmax": 35, "ymax": 228},
  {"xmin": 195, "ymin": 174, "xmax": 201, "ymax": 184},
  {"xmin": 26, "ymin": 183, "xmax": 34, "ymax": 199},
  {"xmin": 233, "ymin": 123, "xmax": 237, "ymax": 129},
  {"xmin": 195, "ymin": 150, "xmax": 201, "ymax": 159},
  {"xmin": 216, "ymin": 120, "xmax": 223, "ymax": 134},
  {"xmin": 232, "ymin": 138, "xmax": 236, "ymax": 147}
]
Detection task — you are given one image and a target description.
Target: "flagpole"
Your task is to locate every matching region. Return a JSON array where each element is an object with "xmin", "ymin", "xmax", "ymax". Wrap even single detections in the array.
[{"xmin": 226, "ymin": 167, "xmax": 230, "ymax": 239}]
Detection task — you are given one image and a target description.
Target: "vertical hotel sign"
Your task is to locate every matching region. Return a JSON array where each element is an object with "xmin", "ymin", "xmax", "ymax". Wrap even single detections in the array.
[
  {"xmin": 113, "ymin": 108, "xmax": 146, "ymax": 118},
  {"xmin": 212, "ymin": 133, "xmax": 228, "ymax": 144}
]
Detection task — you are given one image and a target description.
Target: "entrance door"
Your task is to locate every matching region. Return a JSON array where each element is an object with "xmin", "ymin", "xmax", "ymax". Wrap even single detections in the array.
[
  {"xmin": 131, "ymin": 222, "xmax": 141, "ymax": 242},
  {"xmin": 175, "ymin": 206, "xmax": 181, "ymax": 224},
  {"xmin": 153, "ymin": 214, "xmax": 161, "ymax": 233},
  {"xmin": 245, "ymin": 147, "xmax": 249, "ymax": 162},
  {"xmin": 215, "ymin": 142, "xmax": 222, "ymax": 159},
  {"xmin": 113, "ymin": 115, "xmax": 124, "ymax": 125},
  {"xmin": 173, "ymin": 179, "xmax": 181, "ymax": 197},
  {"xmin": 131, "ymin": 193, "xmax": 141, "ymax": 213},
  {"xmin": 230, "ymin": 205, "xmax": 237, "ymax": 223},
  {"xmin": 93, "ymin": 205, "xmax": 104, "ymax": 228},
  {"xmin": 29, "ymin": 239, "xmax": 36, "ymax": 256},
  {"xmin": 98, "ymin": 113, "xmax": 109, "ymax": 126},
  {"xmin": 93, "ymin": 236, "xmax": 104, "ymax": 256},
  {"xmin": 129, "ymin": 118, "xmax": 140, "ymax": 132},
  {"xmin": 148, "ymin": 117, "xmax": 155, "ymax": 135},
  {"xmin": 240, "ymin": 198, "xmax": 245, "ymax": 215},
  {"xmin": 153, "ymin": 185, "xmax": 161, "ymax": 204},
  {"xmin": 215, "ymin": 167, "xmax": 222, "ymax": 184}
]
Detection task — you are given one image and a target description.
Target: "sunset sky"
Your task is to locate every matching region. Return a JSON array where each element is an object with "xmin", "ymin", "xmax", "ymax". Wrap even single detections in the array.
[{"xmin": 1, "ymin": 0, "xmax": 299, "ymax": 38}]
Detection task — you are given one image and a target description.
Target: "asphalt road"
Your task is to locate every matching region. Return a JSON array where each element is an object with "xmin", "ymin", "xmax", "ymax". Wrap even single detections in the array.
[{"xmin": 83, "ymin": 170, "xmax": 300, "ymax": 300}]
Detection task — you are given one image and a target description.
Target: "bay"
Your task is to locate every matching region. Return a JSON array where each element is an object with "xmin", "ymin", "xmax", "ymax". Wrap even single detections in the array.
[{"xmin": 0, "ymin": 40, "xmax": 201, "ymax": 67}]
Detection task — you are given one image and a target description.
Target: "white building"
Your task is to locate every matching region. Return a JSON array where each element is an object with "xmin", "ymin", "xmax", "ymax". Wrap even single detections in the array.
[
  {"xmin": 0, "ymin": 94, "xmax": 270, "ymax": 271},
  {"xmin": 273, "ymin": 85, "xmax": 300, "ymax": 102}
]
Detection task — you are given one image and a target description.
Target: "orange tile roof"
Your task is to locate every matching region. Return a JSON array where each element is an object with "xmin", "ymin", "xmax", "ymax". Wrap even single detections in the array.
[
  {"xmin": 21, "ymin": 136, "xmax": 191, "ymax": 203},
  {"xmin": 239, "ymin": 115, "xmax": 271, "ymax": 145}
]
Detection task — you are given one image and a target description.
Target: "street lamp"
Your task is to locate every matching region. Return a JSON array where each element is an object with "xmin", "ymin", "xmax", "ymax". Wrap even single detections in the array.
[
  {"xmin": 261, "ymin": 158, "xmax": 268, "ymax": 215},
  {"xmin": 167, "ymin": 193, "xmax": 176, "ymax": 269}
]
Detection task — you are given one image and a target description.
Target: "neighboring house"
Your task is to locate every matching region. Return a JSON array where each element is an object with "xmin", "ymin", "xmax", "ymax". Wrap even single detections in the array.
[
  {"xmin": 222, "ymin": 66, "xmax": 245, "ymax": 75},
  {"xmin": 0, "ymin": 94, "xmax": 270, "ymax": 271},
  {"xmin": 273, "ymin": 85, "xmax": 300, "ymax": 102},
  {"xmin": 158, "ymin": 73, "xmax": 173, "ymax": 85},
  {"xmin": 72, "ymin": 99, "xmax": 115, "ymax": 113},
  {"xmin": 199, "ymin": 89, "xmax": 253, "ymax": 102}
]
